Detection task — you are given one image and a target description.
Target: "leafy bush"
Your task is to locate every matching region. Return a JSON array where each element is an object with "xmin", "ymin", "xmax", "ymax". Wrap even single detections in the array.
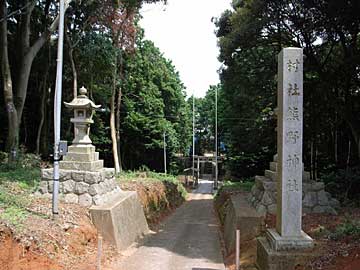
[
  {"xmin": 330, "ymin": 219, "xmax": 360, "ymax": 240},
  {"xmin": 226, "ymin": 149, "xmax": 273, "ymax": 179},
  {"xmin": 320, "ymin": 166, "xmax": 360, "ymax": 203},
  {"xmin": 0, "ymin": 149, "xmax": 41, "ymax": 172},
  {"xmin": 214, "ymin": 178, "xmax": 254, "ymax": 198}
]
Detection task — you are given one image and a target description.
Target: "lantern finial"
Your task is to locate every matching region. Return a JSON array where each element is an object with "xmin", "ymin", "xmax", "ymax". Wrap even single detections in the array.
[{"xmin": 79, "ymin": 86, "xmax": 87, "ymax": 96}]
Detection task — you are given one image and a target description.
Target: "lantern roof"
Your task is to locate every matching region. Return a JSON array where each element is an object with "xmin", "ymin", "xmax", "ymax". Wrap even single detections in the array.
[{"xmin": 64, "ymin": 87, "xmax": 101, "ymax": 109}]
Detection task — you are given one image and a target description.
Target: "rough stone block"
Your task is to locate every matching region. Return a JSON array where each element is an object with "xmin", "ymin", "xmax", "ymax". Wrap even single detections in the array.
[
  {"xmin": 48, "ymin": 181, "xmax": 54, "ymax": 193},
  {"xmin": 38, "ymin": 181, "xmax": 48, "ymax": 194},
  {"xmin": 84, "ymin": 171, "xmax": 101, "ymax": 184},
  {"xmin": 312, "ymin": 182, "xmax": 325, "ymax": 191},
  {"xmin": 303, "ymin": 192, "xmax": 317, "ymax": 208},
  {"xmin": 92, "ymin": 195, "xmax": 104, "ymax": 205},
  {"xmin": 256, "ymin": 204, "xmax": 267, "ymax": 215},
  {"xmin": 90, "ymin": 191, "xmax": 149, "ymax": 251},
  {"xmin": 261, "ymin": 192, "xmax": 275, "ymax": 206},
  {"xmin": 59, "ymin": 170, "xmax": 72, "ymax": 181},
  {"xmin": 79, "ymin": 193, "xmax": 92, "ymax": 207},
  {"xmin": 261, "ymin": 180, "xmax": 276, "ymax": 192},
  {"xmin": 72, "ymin": 171, "xmax": 85, "ymax": 182},
  {"xmin": 89, "ymin": 183, "xmax": 102, "ymax": 196},
  {"xmin": 62, "ymin": 180, "xmax": 76, "ymax": 194},
  {"xmin": 75, "ymin": 182, "xmax": 90, "ymax": 195},
  {"xmin": 270, "ymin": 162, "xmax": 277, "ymax": 172},
  {"xmin": 313, "ymin": 205, "xmax": 337, "ymax": 215},
  {"xmin": 41, "ymin": 169, "xmax": 53, "ymax": 180},
  {"xmin": 224, "ymin": 193, "xmax": 265, "ymax": 254},
  {"xmin": 317, "ymin": 190, "xmax": 329, "ymax": 206},
  {"xmin": 64, "ymin": 193, "xmax": 79, "ymax": 204},
  {"xmin": 268, "ymin": 204, "xmax": 277, "ymax": 214},
  {"xmin": 264, "ymin": 170, "xmax": 277, "ymax": 181},
  {"xmin": 104, "ymin": 168, "xmax": 115, "ymax": 179},
  {"xmin": 329, "ymin": 198, "xmax": 340, "ymax": 209}
]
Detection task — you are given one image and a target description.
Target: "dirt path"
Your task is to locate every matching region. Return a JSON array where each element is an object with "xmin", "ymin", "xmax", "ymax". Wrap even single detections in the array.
[{"xmin": 111, "ymin": 180, "xmax": 226, "ymax": 270}]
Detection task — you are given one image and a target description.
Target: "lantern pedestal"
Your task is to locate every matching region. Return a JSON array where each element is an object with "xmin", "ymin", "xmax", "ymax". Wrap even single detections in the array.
[{"xmin": 60, "ymin": 145, "xmax": 103, "ymax": 171}]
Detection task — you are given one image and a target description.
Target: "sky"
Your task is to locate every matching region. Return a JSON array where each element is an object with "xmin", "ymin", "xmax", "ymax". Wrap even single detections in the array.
[{"xmin": 140, "ymin": 0, "xmax": 232, "ymax": 98}]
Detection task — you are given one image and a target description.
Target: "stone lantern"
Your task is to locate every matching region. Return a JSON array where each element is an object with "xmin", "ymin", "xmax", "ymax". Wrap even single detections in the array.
[{"xmin": 64, "ymin": 86, "xmax": 101, "ymax": 145}]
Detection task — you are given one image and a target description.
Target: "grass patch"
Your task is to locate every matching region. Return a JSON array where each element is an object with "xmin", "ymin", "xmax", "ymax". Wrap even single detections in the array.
[
  {"xmin": 0, "ymin": 167, "xmax": 40, "ymax": 190},
  {"xmin": 0, "ymin": 167, "xmax": 41, "ymax": 228}
]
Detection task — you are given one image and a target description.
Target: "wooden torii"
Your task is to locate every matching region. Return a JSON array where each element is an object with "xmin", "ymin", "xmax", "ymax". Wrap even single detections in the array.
[{"xmin": 184, "ymin": 155, "xmax": 223, "ymax": 187}]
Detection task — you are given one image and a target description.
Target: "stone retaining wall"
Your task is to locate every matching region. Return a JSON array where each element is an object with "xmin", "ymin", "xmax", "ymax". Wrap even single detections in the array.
[
  {"xmin": 250, "ymin": 176, "xmax": 340, "ymax": 215},
  {"xmin": 39, "ymin": 168, "xmax": 120, "ymax": 207}
]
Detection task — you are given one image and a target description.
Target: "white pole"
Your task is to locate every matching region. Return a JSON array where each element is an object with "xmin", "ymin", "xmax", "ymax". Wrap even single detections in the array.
[
  {"xmin": 163, "ymin": 132, "xmax": 167, "ymax": 174},
  {"xmin": 192, "ymin": 95, "xmax": 195, "ymax": 182},
  {"xmin": 96, "ymin": 232, "xmax": 103, "ymax": 270},
  {"xmin": 214, "ymin": 87, "xmax": 218, "ymax": 189},
  {"xmin": 53, "ymin": 0, "xmax": 65, "ymax": 218},
  {"xmin": 236, "ymin": 229, "xmax": 240, "ymax": 270}
]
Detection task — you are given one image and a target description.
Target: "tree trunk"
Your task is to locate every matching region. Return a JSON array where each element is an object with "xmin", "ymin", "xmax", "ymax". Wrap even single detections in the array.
[
  {"xmin": 65, "ymin": 30, "xmax": 78, "ymax": 98},
  {"xmin": 0, "ymin": 1, "xmax": 19, "ymax": 161},
  {"xmin": 2, "ymin": 0, "xmax": 70, "ymax": 159},
  {"xmin": 110, "ymin": 91, "xmax": 120, "ymax": 174},
  {"xmin": 110, "ymin": 56, "xmax": 120, "ymax": 174},
  {"xmin": 116, "ymin": 88, "xmax": 123, "ymax": 171},
  {"xmin": 36, "ymin": 78, "xmax": 48, "ymax": 155},
  {"xmin": 115, "ymin": 52, "xmax": 123, "ymax": 172},
  {"xmin": 346, "ymin": 139, "xmax": 351, "ymax": 171}
]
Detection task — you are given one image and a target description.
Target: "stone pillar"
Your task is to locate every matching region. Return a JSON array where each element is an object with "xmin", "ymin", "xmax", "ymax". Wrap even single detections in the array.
[
  {"xmin": 277, "ymin": 48, "xmax": 303, "ymax": 237},
  {"xmin": 267, "ymin": 47, "xmax": 313, "ymax": 250},
  {"xmin": 256, "ymin": 47, "xmax": 314, "ymax": 270}
]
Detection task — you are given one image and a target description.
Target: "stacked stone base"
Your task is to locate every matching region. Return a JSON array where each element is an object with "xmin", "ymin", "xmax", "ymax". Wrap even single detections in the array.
[
  {"xmin": 250, "ymin": 176, "xmax": 339, "ymax": 215},
  {"xmin": 250, "ymin": 156, "xmax": 340, "ymax": 215},
  {"xmin": 39, "ymin": 168, "xmax": 120, "ymax": 207}
]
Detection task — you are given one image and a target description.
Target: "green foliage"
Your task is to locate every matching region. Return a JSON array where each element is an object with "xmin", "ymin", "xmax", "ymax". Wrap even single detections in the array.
[
  {"xmin": 214, "ymin": 0, "xmax": 360, "ymax": 187},
  {"xmin": 188, "ymin": 85, "xmax": 222, "ymax": 156},
  {"xmin": 118, "ymin": 170, "xmax": 187, "ymax": 199},
  {"xmin": 0, "ymin": 151, "xmax": 41, "ymax": 172},
  {"xmin": 320, "ymin": 166, "xmax": 360, "ymax": 203},
  {"xmin": 0, "ymin": 150, "xmax": 41, "ymax": 189},
  {"xmin": 214, "ymin": 178, "xmax": 254, "ymax": 198},
  {"xmin": 0, "ymin": 167, "xmax": 45, "ymax": 228},
  {"xmin": 0, "ymin": 168, "xmax": 40, "ymax": 189},
  {"xmin": 0, "ymin": 184, "xmax": 32, "ymax": 228},
  {"xmin": 0, "ymin": 206, "xmax": 28, "ymax": 228},
  {"xmin": 120, "ymin": 36, "xmax": 191, "ymax": 171},
  {"xmin": 226, "ymin": 149, "xmax": 272, "ymax": 178},
  {"xmin": 330, "ymin": 219, "xmax": 360, "ymax": 240}
]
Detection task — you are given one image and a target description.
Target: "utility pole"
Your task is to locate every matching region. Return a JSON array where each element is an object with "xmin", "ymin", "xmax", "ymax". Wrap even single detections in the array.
[
  {"xmin": 53, "ymin": 0, "xmax": 65, "ymax": 218},
  {"xmin": 214, "ymin": 87, "xmax": 218, "ymax": 189},
  {"xmin": 163, "ymin": 131, "xmax": 167, "ymax": 174},
  {"xmin": 192, "ymin": 95, "xmax": 195, "ymax": 182}
]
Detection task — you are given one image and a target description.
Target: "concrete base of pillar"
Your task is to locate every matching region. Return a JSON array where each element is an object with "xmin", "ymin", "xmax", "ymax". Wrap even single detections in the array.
[
  {"xmin": 256, "ymin": 237, "xmax": 315, "ymax": 270},
  {"xmin": 266, "ymin": 229, "xmax": 313, "ymax": 251}
]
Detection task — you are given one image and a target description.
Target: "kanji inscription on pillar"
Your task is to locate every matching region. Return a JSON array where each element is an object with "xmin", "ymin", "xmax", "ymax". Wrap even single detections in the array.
[{"xmin": 276, "ymin": 48, "xmax": 303, "ymax": 237}]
